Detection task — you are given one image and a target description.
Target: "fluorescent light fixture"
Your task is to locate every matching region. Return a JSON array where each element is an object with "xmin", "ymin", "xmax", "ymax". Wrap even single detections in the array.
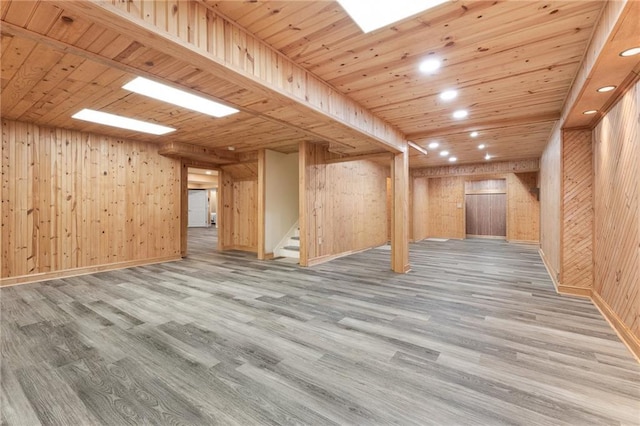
[
  {"xmin": 419, "ymin": 59, "xmax": 441, "ymax": 73},
  {"xmin": 452, "ymin": 109, "xmax": 468, "ymax": 119},
  {"xmin": 583, "ymin": 110, "xmax": 598, "ymax": 115},
  {"xmin": 123, "ymin": 77, "xmax": 239, "ymax": 118},
  {"xmin": 485, "ymin": 153, "xmax": 491, "ymax": 160},
  {"xmin": 439, "ymin": 90, "xmax": 457, "ymax": 101},
  {"xmin": 470, "ymin": 131, "xmax": 479, "ymax": 137},
  {"xmin": 597, "ymin": 85, "xmax": 616, "ymax": 93},
  {"xmin": 72, "ymin": 108, "xmax": 175, "ymax": 135},
  {"xmin": 478, "ymin": 144, "xmax": 486, "ymax": 149},
  {"xmin": 620, "ymin": 47, "xmax": 640, "ymax": 57},
  {"xmin": 440, "ymin": 150, "xmax": 449, "ymax": 157},
  {"xmin": 428, "ymin": 142, "xmax": 439, "ymax": 149},
  {"xmin": 337, "ymin": 0, "xmax": 448, "ymax": 33},
  {"xmin": 448, "ymin": 156, "xmax": 457, "ymax": 162}
]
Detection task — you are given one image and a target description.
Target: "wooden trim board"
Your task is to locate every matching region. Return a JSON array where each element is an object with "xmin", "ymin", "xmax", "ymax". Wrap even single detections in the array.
[
  {"xmin": 592, "ymin": 290, "xmax": 640, "ymax": 362},
  {"xmin": 307, "ymin": 244, "xmax": 390, "ymax": 268},
  {"xmin": 539, "ymin": 248, "xmax": 561, "ymax": 293},
  {"xmin": 0, "ymin": 255, "xmax": 182, "ymax": 287}
]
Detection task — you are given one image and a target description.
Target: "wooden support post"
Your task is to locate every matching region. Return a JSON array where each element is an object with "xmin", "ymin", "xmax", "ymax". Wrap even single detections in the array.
[
  {"xmin": 217, "ymin": 170, "xmax": 233, "ymax": 251},
  {"xmin": 180, "ymin": 162, "xmax": 188, "ymax": 257},
  {"xmin": 391, "ymin": 150, "xmax": 410, "ymax": 273},
  {"xmin": 298, "ymin": 142, "xmax": 309, "ymax": 267},
  {"xmin": 257, "ymin": 149, "xmax": 266, "ymax": 260}
]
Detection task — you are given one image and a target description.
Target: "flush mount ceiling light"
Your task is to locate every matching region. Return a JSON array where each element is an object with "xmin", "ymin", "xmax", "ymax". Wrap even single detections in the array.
[
  {"xmin": 123, "ymin": 77, "xmax": 239, "ymax": 118},
  {"xmin": 597, "ymin": 85, "xmax": 616, "ymax": 93},
  {"xmin": 439, "ymin": 90, "xmax": 457, "ymax": 101},
  {"xmin": 72, "ymin": 108, "xmax": 175, "ymax": 135},
  {"xmin": 419, "ymin": 58, "xmax": 441, "ymax": 73},
  {"xmin": 337, "ymin": 0, "xmax": 448, "ymax": 33},
  {"xmin": 620, "ymin": 47, "xmax": 640, "ymax": 57},
  {"xmin": 485, "ymin": 153, "xmax": 491, "ymax": 160},
  {"xmin": 470, "ymin": 131, "xmax": 479, "ymax": 137},
  {"xmin": 448, "ymin": 156, "xmax": 457, "ymax": 162},
  {"xmin": 583, "ymin": 110, "xmax": 598, "ymax": 115},
  {"xmin": 440, "ymin": 150, "xmax": 449, "ymax": 157},
  {"xmin": 428, "ymin": 141, "xmax": 440, "ymax": 149},
  {"xmin": 452, "ymin": 109, "xmax": 468, "ymax": 119},
  {"xmin": 478, "ymin": 144, "xmax": 486, "ymax": 149}
]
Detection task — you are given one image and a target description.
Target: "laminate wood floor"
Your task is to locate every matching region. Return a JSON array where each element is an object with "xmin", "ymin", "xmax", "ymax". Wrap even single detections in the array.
[{"xmin": 1, "ymin": 227, "xmax": 638, "ymax": 425}]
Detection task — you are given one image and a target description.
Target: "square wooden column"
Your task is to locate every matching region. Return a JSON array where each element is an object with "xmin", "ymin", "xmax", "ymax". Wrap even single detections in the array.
[
  {"xmin": 257, "ymin": 149, "xmax": 266, "ymax": 260},
  {"xmin": 391, "ymin": 150, "xmax": 410, "ymax": 273}
]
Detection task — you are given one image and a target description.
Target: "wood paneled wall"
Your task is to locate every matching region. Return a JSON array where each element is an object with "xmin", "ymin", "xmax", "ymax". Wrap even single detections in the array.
[
  {"xmin": 592, "ymin": 81, "xmax": 639, "ymax": 355},
  {"xmin": 411, "ymin": 162, "xmax": 540, "ymax": 242},
  {"xmin": 300, "ymin": 143, "xmax": 388, "ymax": 266},
  {"xmin": 1, "ymin": 119, "xmax": 181, "ymax": 285},
  {"xmin": 539, "ymin": 123, "xmax": 562, "ymax": 283},
  {"xmin": 218, "ymin": 164, "xmax": 258, "ymax": 252},
  {"xmin": 507, "ymin": 172, "xmax": 540, "ymax": 243},
  {"xmin": 411, "ymin": 177, "xmax": 429, "ymax": 241},
  {"xmin": 561, "ymin": 130, "xmax": 593, "ymax": 292}
]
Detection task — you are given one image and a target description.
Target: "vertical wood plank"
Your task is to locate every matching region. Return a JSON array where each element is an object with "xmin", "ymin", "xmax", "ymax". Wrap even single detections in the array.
[{"xmin": 257, "ymin": 149, "xmax": 266, "ymax": 259}]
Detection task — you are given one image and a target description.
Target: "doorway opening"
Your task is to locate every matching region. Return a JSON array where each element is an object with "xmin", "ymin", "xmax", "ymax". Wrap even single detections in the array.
[
  {"xmin": 465, "ymin": 179, "xmax": 506, "ymax": 239},
  {"xmin": 186, "ymin": 168, "xmax": 218, "ymax": 255}
]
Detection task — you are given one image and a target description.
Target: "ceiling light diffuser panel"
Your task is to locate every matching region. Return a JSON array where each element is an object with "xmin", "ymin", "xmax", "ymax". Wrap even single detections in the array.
[
  {"xmin": 72, "ymin": 109, "xmax": 176, "ymax": 135},
  {"xmin": 338, "ymin": 0, "xmax": 448, "ymax": 33}
]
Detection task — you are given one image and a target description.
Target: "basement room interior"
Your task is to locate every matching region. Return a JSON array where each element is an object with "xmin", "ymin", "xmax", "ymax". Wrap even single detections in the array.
[{"xmin": 1, "ymin": 0, "xmax": 639, "ymax": 424}]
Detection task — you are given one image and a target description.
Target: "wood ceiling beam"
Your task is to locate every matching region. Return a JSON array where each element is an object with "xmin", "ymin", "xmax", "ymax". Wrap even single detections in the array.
[
  {"xmin": 48, "ymin": 0, "xmax": 407, "ymax": 154},
  {"xmin": 158, "ymin": 142, "xmax": 239, "ymax": 165},
  {"xmin": 324, "ymin": 152, "xmax": 393, "ymax": 165},
  {"xmin": 406, "ymin": 112, "xmax": 560, "ymax": 141}
]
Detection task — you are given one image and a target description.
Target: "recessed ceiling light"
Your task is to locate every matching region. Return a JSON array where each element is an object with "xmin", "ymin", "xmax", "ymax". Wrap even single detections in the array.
[
  {"xmin": 72, "ymin": 108, "xmax": 175, "ymax": 135},
  {"xmin": 205, "ymin": 171, "xmax": 213, "ymax": 175},
  {"xmin": 583, "ymin": 110, "xmax": 598, "ymax": 115},
  {"xmin": 478, "ymin": 144, "xmax": 486, "ymax": 149},
  {"xmin": 452, "ymin": 109, "xmax": 468, "ymax": 119},
  {"xmin": 419, "ymin": 58, "xmax": 441, "ymax": 74},
  {"xmin": 428, "ymin": 142, "xmax": 439, "ymax": 149},
  {"xmin": 449, "ymin": 156, "xmax": 457, "ymax": 162},
  {"xmin": 123, "ymin": 77, "xmax": 239, "ymax": 118},
  {"xmin": 228, "ymin": 146, "xmax": 236, "ymax": 151},
  {"xmin": 620, "ymin": 47, "xmax": 640, "ymax": 57},
  {"xmin": 337, "ymin": 0, "xmax": 448, "ymax": 33},
  {"xmin": 470, "ymin": 131, "xmax": 479, "ymax": 138},
  {"xmin": 597, "ymin": 85, "xmax": 616, "ymax": 93},
  {"xmin": 485, "ymin": 153, "xmax": 491, "ymax": 160},
  {"xmin": 439, "ymin": 90, "xmax": 457, "ymax": 101},
  {"xmin": 440, "ymin": 150, "xmax": 449, "ymax": 157}
]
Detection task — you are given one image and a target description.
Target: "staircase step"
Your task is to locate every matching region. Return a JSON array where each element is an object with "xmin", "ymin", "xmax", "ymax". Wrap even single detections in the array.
[
  {"xmin": 283, "ymin": 246, "xmax": 300, "ymax": 251},
  {"xmin": 290, "ymin": 236, "xmax": 299, "ymax": 241}
]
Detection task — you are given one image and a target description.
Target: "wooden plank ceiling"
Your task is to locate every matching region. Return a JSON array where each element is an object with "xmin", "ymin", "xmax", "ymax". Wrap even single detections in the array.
[{"xmin": 1, "ymin": 1, "xmax": 610, "ymax": 167}]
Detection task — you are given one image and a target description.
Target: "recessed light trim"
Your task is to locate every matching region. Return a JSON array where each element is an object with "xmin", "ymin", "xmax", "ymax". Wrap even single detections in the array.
[
  {"xmin": 440, "ymin": 150, "xmax": 449, "ymax": 157},
  {"xmin": 428, "ymin": 142, "xmax": 439, "ymax": 149},
  {"xmin": 620, "ymin": 47, "xmax": 640, "ymax": 57},
  {"xmin": 123, "ymin": 77, "xmax": 239, "ymax": 118},
  {"xmin": 583, "ymin": 110, "xmax": 598, "ymax": 115},
  {"xmin": 72, "ymin": 108, "xmax": 175, "ymax": 135},
  {"xmin": 597, "ymin": 85, "xmax": 616, "ymax": 93},
  {"xmin": 448, "ymin": 156, "xmax": 457, "ymax": 162},
  {"xmin": 337, "ymin": 0, "xmax": 448, "ymax": 33},
  {"xmin": 439, "ymin": 90, "xmax": 457, "ymax": 101},
  {"xmin": 485, "ymin": 153, "xmax": 491, "ymax": 160},
  {"xmin": 478, "ymin": 144, "xmax": 486, "ymax": 150},
  {"xmin": 228, "ymin": 146, "xmax": 236, "ymax": 151},
  {"xmin": 470, "ymin": 131, "xmax": 479, "ymax": 138},
  {"xmin": 452, "ymin": 109, "xmax": 468, "ymax": 119},
  {"xmin": 419, "ymin": 58, "xmax": 441, "ymax": 73},
  {"xmin": 205, "ymin": 171, "xmax": 213, "ymax": 175}
]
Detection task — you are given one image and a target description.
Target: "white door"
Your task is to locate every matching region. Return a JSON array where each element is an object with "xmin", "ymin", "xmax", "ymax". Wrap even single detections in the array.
[{"xmin": 188, "ymin": 190, "xmax": 209, "ymax": 227}]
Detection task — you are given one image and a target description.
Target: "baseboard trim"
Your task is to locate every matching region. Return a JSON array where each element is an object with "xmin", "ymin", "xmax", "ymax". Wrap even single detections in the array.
[
  {"xmin": 557, "ymin": 285, "xmax": 591, "ymax": 298},
  {"xmin": 507, "ymin": 239, "xmax": 539, "ymax": 245},
  {"xmin": 538, "ymin": 248, "xmax": 560, "ymax": 293},
  {"xmin": 225, "ymin": 245, "xmax": 258, "ymax": 253},
  {"xmin": 0, "ymin": 255, "xmax": 182, "ymax": 287},
  {"xmin": 592, "ymin": 290, "xmax": 640, "ymax": 362},
  {"xmin": 306, "ymin": 244, "xmax": 383, "ymax": 267}
]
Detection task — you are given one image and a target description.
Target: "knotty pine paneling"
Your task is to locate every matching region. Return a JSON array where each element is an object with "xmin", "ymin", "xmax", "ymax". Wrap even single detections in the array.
[
  {"xmin": 1, "ymin": 119, "xmax": 181, "ymax": 283},
  {"xmin": 218, "ymin": 164, "xmax": 258, "ymax": 252},
  {"xmin": 561, "ymin": 129, "xmax": 593, "ymax": 290},
  {"xmin": 593, "ymin": 81, "xmax": 639, "ymax": 349},
  {"xmin": 428, "ymin": 176, "xmax": 466, "ymax": 239},
  {"xmin": 507, "ymin": 172, "xmax": 540, "ymax": 243},
  {"xmin": 540, "ymin": 123, "xmax": 562, "ymax": 282},
  {"xmin": 301, "ymin": 143, "xmax": 388, "ymax": 264},
  {"xmin": 411, "ymin": 177, "xmax": 429, "ymax": 241}
]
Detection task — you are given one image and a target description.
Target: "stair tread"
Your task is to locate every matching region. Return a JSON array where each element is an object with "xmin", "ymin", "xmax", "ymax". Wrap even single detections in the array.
[
  {"xmin": 290, "ymin": 236, "xmax": 300, "ymax": 240},
  {"xmin": 283, "ymin": 246, "xmax": 300, "ymax": 251}
]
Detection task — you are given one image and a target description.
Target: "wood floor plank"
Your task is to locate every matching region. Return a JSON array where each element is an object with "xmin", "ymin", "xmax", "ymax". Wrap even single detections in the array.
[{"xmin": 1, "ymin": 227, "xmax": 638, "ymax": 425}]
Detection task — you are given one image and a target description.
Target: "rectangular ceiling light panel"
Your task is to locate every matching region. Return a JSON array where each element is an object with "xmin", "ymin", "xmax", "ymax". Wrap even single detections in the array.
[
  {"xmin": 72, "ymin": 109, "xmax": 176, "ymax": 135},
  {"xmin": 123, "ymin": 77, "xmax": 239, "ymax": 118},
  {"xmin": 338, "ymin": 0, "xmax": 448, "ymax": 33}
]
